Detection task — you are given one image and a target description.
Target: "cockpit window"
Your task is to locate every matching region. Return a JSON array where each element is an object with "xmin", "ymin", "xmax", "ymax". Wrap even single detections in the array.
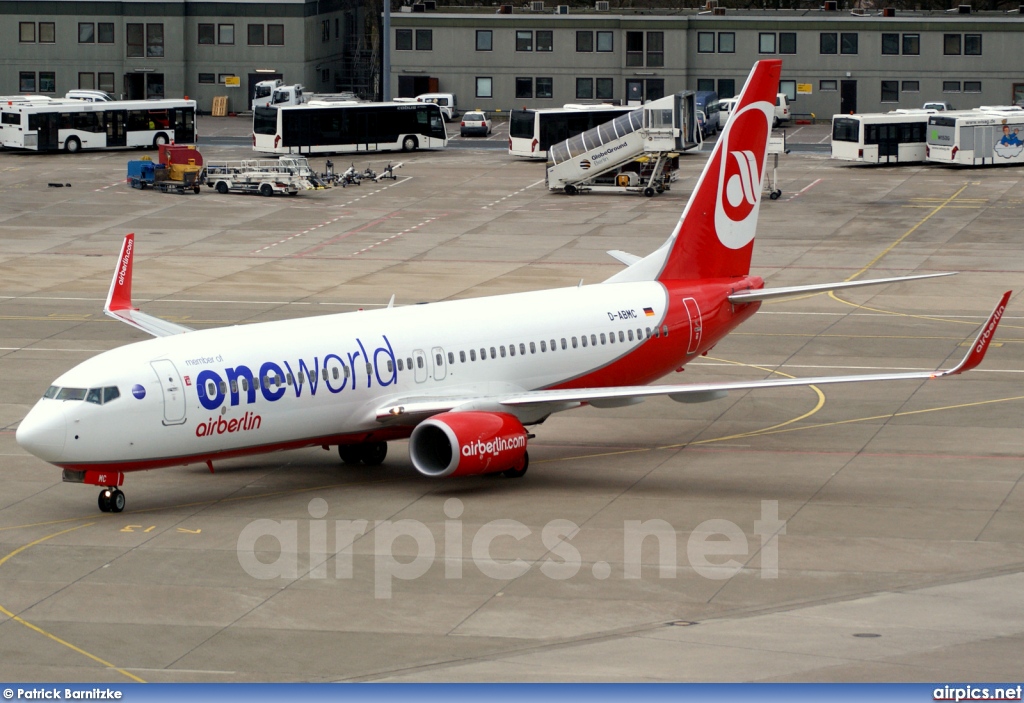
[
  {"xmin": 43, "ymin": 386, "xmax": 59, "ymax": 399},
  {"xmin": 86, "ymin": 388, "xmax": 103, "ymax": 404},
  {"xmin": 49, "ymin": 385, "xmax": 120, "ymax": 404},
  {"xmin": 103, "ymin": 386, "xmax": 120, "ymax": 403},
  {"xmin": 56, "ymin": 388, "xmax": 87, "ymax": 401}
]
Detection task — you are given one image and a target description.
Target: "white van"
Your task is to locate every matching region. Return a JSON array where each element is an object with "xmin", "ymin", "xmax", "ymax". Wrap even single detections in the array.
[
  {"xmin": 65, "ymin": 90, "xmax": 113, "ymax": 102},
  {"xmin": 416, "ymin": 93, "xmax": 459, "ymax": 122},
  {"xmin": 774, "ymin": 93, "xmax": 791, "ymax": 126}
]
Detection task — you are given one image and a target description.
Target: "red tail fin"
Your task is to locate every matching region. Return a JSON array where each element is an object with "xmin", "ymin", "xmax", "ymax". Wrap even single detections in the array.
[
  {"xmin": 658, "ymin": 60, "xmax": 782, "ymax": 281},
  {"xmin": 105, "ymin": 233, "xmax": 136, "ymax": 313}
]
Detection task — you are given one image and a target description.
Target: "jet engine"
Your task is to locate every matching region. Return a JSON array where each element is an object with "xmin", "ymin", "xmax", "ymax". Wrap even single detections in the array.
[{"xmin": 409, "ymin": 411, "xmax": 529, "ymax": 478}]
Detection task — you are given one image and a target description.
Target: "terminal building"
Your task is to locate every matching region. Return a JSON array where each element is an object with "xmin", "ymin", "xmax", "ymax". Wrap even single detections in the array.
[
  {"xmin": 389, "ymin": 8, "xmax": 1024, "ymax": 119},
  {"xmin": 2, "ymin": 1, "xmax": 1023, "ymax": 119}
]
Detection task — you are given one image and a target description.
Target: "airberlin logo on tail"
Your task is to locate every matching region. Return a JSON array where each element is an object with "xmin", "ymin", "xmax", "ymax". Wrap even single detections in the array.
[
  {"xmin": 714, "ymin": 102, "xmax": 771, "ymax": 250},
  {"xmin": 118, "ymin": 238, "xmax": 133, "ymax": 287},
  {"xmin": 461, "ymin": 434, "xmax": 527, "ymax": 458}
]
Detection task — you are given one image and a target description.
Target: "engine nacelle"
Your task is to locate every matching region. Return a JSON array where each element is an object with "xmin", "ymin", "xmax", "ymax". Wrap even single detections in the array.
[{"xmin": 409, "ymin": 411, "xmax": 528, "ymax": 478}]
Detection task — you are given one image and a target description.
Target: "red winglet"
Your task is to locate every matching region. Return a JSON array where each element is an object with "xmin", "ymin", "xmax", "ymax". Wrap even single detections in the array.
[
  {"xmin": 941, "ymin": 290, "xmax": 1012, "ymax": 377},
  {"xmin": 105, "ymin": 233, "xmax": 136, "ymax": 313}
]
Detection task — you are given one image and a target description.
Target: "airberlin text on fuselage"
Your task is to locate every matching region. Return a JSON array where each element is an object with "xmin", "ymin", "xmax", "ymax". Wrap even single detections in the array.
[{"xmin": 192, "ymin": 334, "xmax": 398, "ymax": 412}]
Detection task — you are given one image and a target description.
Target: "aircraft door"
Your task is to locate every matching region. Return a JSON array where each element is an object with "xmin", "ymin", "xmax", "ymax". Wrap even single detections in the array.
[
  {"xmin": 150, "ymin": 359, "xmax": 187, "ymax": 425},
  {"xmin": 431, "ymin": 347, "xmax": 447, "ymax": 381},
  {"xmin": 412, "ymin": 349, "xmax": 428, "ymax": 383},
  {"xmin": 682, "ymin": 297, "xmax": 703, "ymax": 355}
]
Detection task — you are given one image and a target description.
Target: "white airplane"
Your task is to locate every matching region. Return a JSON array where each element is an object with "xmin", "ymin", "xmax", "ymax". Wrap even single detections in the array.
[{"xmin": 17, "ymin": 60, "xmax": 1011, "ymax": 513}]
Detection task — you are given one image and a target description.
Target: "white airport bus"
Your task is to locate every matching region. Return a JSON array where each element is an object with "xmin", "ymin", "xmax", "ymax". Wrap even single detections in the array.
[
  {"xmin": 253, "ymin": 101, "xmax": 447, "ymax": 154},
  {"xmin": 0, "ymin": 97, "xmax": 196, "ymax": 152},
  {"xmin": 509, "ymin": 104, "xmax": 634, "ymax": 159},
  {"xmin": 830, "ymin": 110, "xmax": 933, "ymax": 164},
  {"xmin": 926, "ymin": 107, "xmax": 1024, "ymax": 166}
]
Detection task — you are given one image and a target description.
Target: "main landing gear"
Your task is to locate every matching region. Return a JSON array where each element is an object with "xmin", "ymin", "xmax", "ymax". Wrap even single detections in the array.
[
  {"xmin": 98, "ymin": 488, "xmax": 126, "ymax": 513},
  {"xmin": 338, "ymin": 441, "xmax": 388, "ymax": 467}
]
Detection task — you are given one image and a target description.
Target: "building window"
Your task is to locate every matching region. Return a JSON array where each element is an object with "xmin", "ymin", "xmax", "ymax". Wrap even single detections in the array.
[
  {"xmin": 964, "ymin": 34, "xmax": 981, "ymax": 55},
  {"xmin": 780, "ymin": 79, "xmax": 796, "ymax": 101},
  {"xmin": 536, "ymin": 77, "xmax": 553, "ymax": 99},
  {"xmin": 626, "ymin": 31, "xmax": 643, "ymax": 66},
  {"xmin": 218, "ymin": 24, "xmax": 233, "ymax": 45},
  {"xmin": 646, "ymin": 31, "xmax": 663, "ymax": 66},
  {"xmin": 477, "ymin": 29, "xmax": 492, "ymax": 51},
  {"xmin": 321, "ymin": 20, "xmax": 329, "ymax": 42},
  {"xmin": 335, "ymin": 18, "xmax": 339, "ymax": 39},
  {"xmin": 820, "ymin": 32, "xmax": 837, "ymax": 54},
  {"xmin": 901, "ymin": 80, "xmax": 919, "ymax": 92},
  {"xmin": 840, "ymin": 33, "xmax": 858, "ymax": 54},
  {"xmin": 881, "ymin": 80, "xmax": 899, "ymax": 102},
  {"xmin": 37, "ymin": 22, "xmax": 54, "ymax": 43},
  {"xmin": 820, "ymin": 79, "xmax": 837, "ymax": 91},
  {"xmin": 268, "ymin": 24, "xmax": 284, "ymax": 46},
  {"xmin": 944, "ymin": 34, "xmax": 961, "ymax": 55},
  {"xmin": 98, "ymin": 72, "xmax": 114, "ymax": 92},
  {"xmin": 19, "ymin": 72, "xmax": 35, "ymax": 92},
  {"xmin": 779, "ymin": 32, "xmax": 796, "ymax": 54},
  {"xmin": 881, "ymin": 33, "xmax": 898, "ymax": 55},
  {"xmin": 415, "ymin": 29, "xmax": 432, "ymax": 50},
  {"xmin": 697, "ymin": 78, "xmax": 715, "ymax": 92},
  {"xmin": 718, "ymin": 32, "xmax": 735, "ymax": 53},
  {"xmin": 198, "ymin": 24, "xmax": 215, "ymax": 45},
  {"xmin": 321, "ymin": 68, "xmax": 330, "ymax": 84},
  {"xmin": 79, "ymin": 23, "xmax": 95, "ymax": 44},
  {"xmin": 476, "ymin": 77, "xmax": 492, "ymax": 98},
  {"xmin": 902, "ymin": 34, "xmax": 919, "ymax": 55},
  {"xmin": 516, "ymin": 30, "xmax": 533, "ymax": 51},
  {"xmin": 199, "ymin": 73, "xmax": 215, "ymax": 84},
  {"xmin": 19, "ymin": 22, "xmax": 35, "ymax": 43},
  {"xmin": 597, "ymin": 30, "xmax": 613, "ymax": 52},
  {"xmin": 577, "ymin": 30, "xmax": 593, "ymax": 52},
  {"xmin": 718, "ymin": 78, "xmax": 735, "ymax": 99},
  {"xmin": 943, "ymin": 81, "xmax": 961, "ymax": 93},
  {"xmin": 516, "ymin": 77, "xmax": 532, "ymax": 99},
  {"xmin": 79, "ymin": 72, "xmax": 95, "ymax": 89},
  {"xmin": 39, "ymin": 72, "xmax": 55, "ymax": 93},
  {"xmin": 698, "ymin": 31, "xmax": 714, "ymax": 53},
  {"xmin": 146, "ymin": 23, "xmax": 164, "ymax": 56},
  {"xmin": 596, "ymin": 77, "xmax": 614, "ymax": 100},
  {"xmin": 248, "ymin": 24, "xmax": 264, "ymax": 45},
  {"xmin": 127, "ymin": 23, "xmax": 144, "ymax": 57},
  {"xmin": 963, "ymin": 81, "xmax": 981, "ymax": 93},
  {"xmin": 759, "ymin": 33, "xmax": 776, "ymax": 54},
  {"xmin": 576, "ymin": 77, "xmax": 593, "ymax": 100},
  {"xmin": 536, "ymin": 30, "xmax": 552, "ymax": 52},
  {"xmin": 395, "ymin": 29, "xmax": 412, "ymax": 51}
]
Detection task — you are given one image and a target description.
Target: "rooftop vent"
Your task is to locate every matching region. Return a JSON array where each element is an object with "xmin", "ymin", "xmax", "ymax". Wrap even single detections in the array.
[
  {"xmin": 957, "ymin": 3, "xmax": 972, "ymax": 12},
  {"xmin": 596, "ymin": 0, "xmax": 610, "ymax": 9},
  {"xmin": 530, "ymin": 1, "xmax": 545, "ymax": 10}
]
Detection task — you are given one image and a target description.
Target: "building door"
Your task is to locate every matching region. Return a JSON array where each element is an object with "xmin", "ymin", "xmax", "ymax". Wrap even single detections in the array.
[
  {"xmin": 645, "ymin": 79, "xmax": 665, "ymax": 101},
  {"xmin": 125, "ymin": 73, "xmax": 145, "ymax": 100},
  {"xmin": 398, "ymin": 75, "xmax": 432, "ymax": 98},
  {"xmin": 150, "ymin": 359, "xmax": 186, "ymax": 426},
  {"xmin": 840, "ymin": 80, "xmax": 857, "ymax": 116},
  {"xmin": 626, "ymin": 80, "xmax": 644, "ymax": 105}
]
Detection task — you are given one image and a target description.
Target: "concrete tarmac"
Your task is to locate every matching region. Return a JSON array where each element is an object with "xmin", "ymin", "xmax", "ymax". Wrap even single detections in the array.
[{"xmin": 0, "ymin": 116, "xmax": 1022, "ymax": 682}]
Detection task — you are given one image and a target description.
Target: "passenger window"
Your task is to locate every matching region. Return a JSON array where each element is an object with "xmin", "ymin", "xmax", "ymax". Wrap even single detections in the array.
[
  {"xmin": 103, "ymin": 386, "xmax": 120, "ymax": 403},
  {"xmin": 470, "ymin": 349, "xmax": 477, "ymax": 361},
  {"xmin": 417, "ymin": 357, "xmax": 424, "ymax": 369},
  {"xmin": 366, "ymin": 363, "xmax": 373, "ymax": 375},
  {"xmin": 646, "ymin": 327, "xmax": 652, "ymax": 338},
  {"xmin": 479, "ymin": 348, "xmax": 486, "ymax": 360},
  {"xmin": 397, "ymin": 359, "xmax": 404, "ymax": 371},
  {"xmin": 509, "ymin": 345, "xmax": 516, "ymax": 357},
  {"xmin": 448, "ymin": 352, "xmax": 454, "ymax": 364},
  {"xmin": 519, "ymin": 343, "xmax": 526, "ymax": 355},
  {"xmin": 241, "ymin": 379, "xmax": 248, "ymax": 392},
  {"xmin": 286, "ymin": 374, "xmax": 294, "ymax": 385},
  {"xmin": 262, "ymin": 376, "xmax": 270, "ymax": 387},
  {"xmin": 44, "ymin": 385, "xmax": 60, "ymax": 399},
  {"xmin": 207, "ymin": 382, "xmax": 217, "ymax": 397},
  {"xmin": 230, "ymin": 380, "xmax": 238, "ymax": 394},
  {"xmin": 387, "ymin": 360, "xmax": 394, "ymax": 373},
  {"xmin": 220, "ymin": 381, "xmax": 228, "ymax": 394},
  {"xmin": 620, "ymin": 331, "xmax": 626, "ymax": 342},
  {"xmin": 572, "ymin": 337, "xmax": 578, "ymax": 348},
  {"xmin": 500, "ymin": 346, "xmax": 506, "ymax": 358},
  {"xmin": 323, "ymin": 369, "xmax": 329, "ymax": 381},
  {"xmin": 561, "ymin": 338, "xmax": 567, "ymax": 350},
  {"xmin": 538, "ymin": 341, "xmax": 544, "ymax": 352},
  {"xmin": 591, "ymin": 334, "xmax": 597, "ymax": 346},
  {"xmin": 332, "ymin": 368, "xmax": 339, "ymax": 380},
  {"xmin": 298, "ymin": 372, "xmax": 305, "ymax": 384},
  {"xmin": 86, "ymin": 388, "xmax": 103, "ymax": 404},
  {"xmin": 581, "ymin": 336, "xmax": 588, "ymax": 348},
  {"xmin": 435, "ymin": 353, "xmax": 442, "ymax": 365},
  {"xmin": 600, "ymin": 333, "xmax": 607, "ymax": 345},
  {"xmin": 460, "ymin": 351, "xmax": 466, "ymax": 363},
  {"xmin": 662, "ymin": 325, "xmax": 669, "ymax": 337},
  {"xmin": 490, "ymin": 347, "xmax": 496, "ymax": 358}
]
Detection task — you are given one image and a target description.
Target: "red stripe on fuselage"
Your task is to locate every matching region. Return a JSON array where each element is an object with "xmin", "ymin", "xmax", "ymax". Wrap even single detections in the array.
[
  {"xmin": 548, "ymin": 277, "xmax": 762, "ymax": 390},
  {"xmin": 56, "ymin": 426, "xmax": 415, "ymax": 473}
]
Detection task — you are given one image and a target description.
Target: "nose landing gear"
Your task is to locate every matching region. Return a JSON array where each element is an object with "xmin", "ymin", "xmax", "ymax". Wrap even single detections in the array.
[{"xmin": 98, "ymin": 488, "xmax": 125, "ymax": 513}]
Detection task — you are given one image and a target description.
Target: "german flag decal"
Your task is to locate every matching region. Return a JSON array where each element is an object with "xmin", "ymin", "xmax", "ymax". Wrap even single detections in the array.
[{"xmin": 643, "ymin": 307, "xmax": 655, "ymax": 317}]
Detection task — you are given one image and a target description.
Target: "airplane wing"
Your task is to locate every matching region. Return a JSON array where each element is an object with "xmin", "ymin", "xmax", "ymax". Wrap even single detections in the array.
[
  {"xmin": 728, "ymin": 272, "xmax": 957, "ymax": 304},
  {"xmin": 377, "ymin": 291, "xmax": 1010, "ymax": 421},
  {"xmin": 104, "ymin": 234, "xmax": 194, "ymax": 337}
]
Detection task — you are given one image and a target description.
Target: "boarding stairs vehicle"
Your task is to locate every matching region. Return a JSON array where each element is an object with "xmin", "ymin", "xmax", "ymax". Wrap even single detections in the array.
[
  {"xmin": 546, "ymin": 92, "xmax": 698, "ymax": 197},
  {"xmin": 205, "ymin": 155, "xmax": 324, "ymax": 196}
]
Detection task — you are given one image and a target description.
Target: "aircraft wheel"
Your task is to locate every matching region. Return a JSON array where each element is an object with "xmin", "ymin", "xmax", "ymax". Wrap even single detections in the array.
[
  {"xmin": 338, "ymin": 445, "xmax": 362, "ymax": 465},
  {"xmin": 502, "ymin": 452, "xmax": 529, "ymax": 479},
  {"xmin": 98, "ymin": 490, "xmax": 111, "ymax": 512},
  {"xmin": 110, "ymin": 489, "xmax": 126, "ymax": 513},
  {"xmin": 361, "ymin": 442, "xmax": 388, "ymax": 466}
]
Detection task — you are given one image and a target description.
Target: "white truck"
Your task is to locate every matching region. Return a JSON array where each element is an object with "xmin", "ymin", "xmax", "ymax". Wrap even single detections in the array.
[
  {"xmin": 205, "ymin": 156, "xmax": 323, "ymax": 196},
  {"xmin": 252, "ymin": 79, "xmax": 284, "ymax": 110}
]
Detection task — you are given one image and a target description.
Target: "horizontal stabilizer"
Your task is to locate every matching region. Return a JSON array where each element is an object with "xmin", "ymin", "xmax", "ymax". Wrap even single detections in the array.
[
  {"xmin": 728, "ymin": 272, "xmax": 957, "ymax": 304},
  {"xmin": 104, "ymin": 234, "xmax": 193, "ymax": 337}
]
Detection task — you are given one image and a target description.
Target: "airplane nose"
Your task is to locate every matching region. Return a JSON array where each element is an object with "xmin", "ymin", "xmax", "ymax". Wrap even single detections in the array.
[{"xmin": 16, "ymin": 403, "xmax": 67, "ymax": 463}]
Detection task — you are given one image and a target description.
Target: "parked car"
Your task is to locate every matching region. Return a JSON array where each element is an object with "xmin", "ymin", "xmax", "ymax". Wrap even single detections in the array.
[{"xmin": 460, "ymin": 111, "xmax": 491, "ymax": 137}]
